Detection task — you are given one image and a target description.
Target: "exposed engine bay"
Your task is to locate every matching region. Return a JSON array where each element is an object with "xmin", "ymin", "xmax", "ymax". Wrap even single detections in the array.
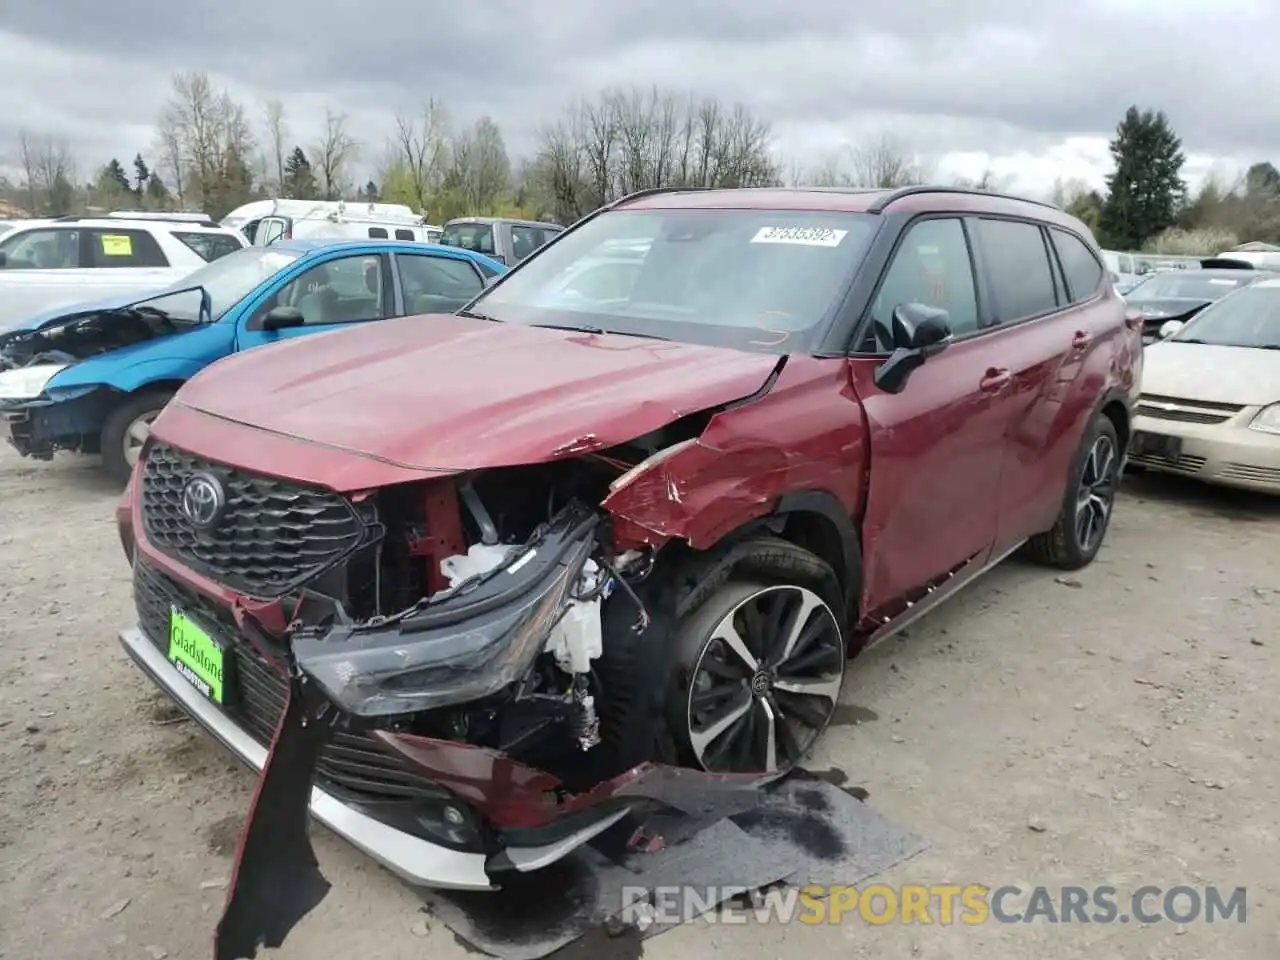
[
  {"xmin": 0, "ymin": 306, "xmax": 196, "ymax": 371},
  {"xmin": 277, "ymin": 418, "xmax": 712, "ymax": 787}
]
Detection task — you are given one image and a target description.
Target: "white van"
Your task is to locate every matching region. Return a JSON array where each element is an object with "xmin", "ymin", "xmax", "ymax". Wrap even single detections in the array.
[
  {"xmin": 252, "ymin": 213, "xmax": 441, "ymax": 246},
  {"xmin": 1212, "ymin": 249, "xmax": 1280, "ymax": 270},
  {"xmin": 221, "ymin": 199, "xmax": 421, "ymax": 243}
]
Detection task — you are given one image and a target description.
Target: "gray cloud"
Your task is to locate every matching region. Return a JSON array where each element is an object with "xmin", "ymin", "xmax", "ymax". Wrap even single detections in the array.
[{"xmin": 0, "ymin": 0, "xmax": 1275, "ymax": 191}]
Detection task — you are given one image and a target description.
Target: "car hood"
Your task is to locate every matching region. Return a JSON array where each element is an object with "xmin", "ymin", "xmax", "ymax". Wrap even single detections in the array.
[
  {"xmin": 0, "ymin": 286, "xmax": 207, "ymax": 370},
  {"xmin": 2, "ymin": 286, "xmax": 185, "ymax": 336},
  {"xmin": 174, "ymin": 313, "xmax": 782, "ymax": 472},
  {"xmin": 1142, "ymin": 341, "xmax": 1280, "ymax": 406}
]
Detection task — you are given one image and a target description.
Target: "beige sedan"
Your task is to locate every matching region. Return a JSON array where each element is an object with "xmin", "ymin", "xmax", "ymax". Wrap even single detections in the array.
[{"xmin": 1129, "ymin": 279, "xmax": 1280, "ymax": 493}]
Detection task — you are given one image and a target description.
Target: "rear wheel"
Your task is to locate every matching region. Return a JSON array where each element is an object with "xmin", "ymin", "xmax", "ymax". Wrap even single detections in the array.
[
  {"xmin": 101, "ymin": 389, "xmax": 174, "ymax": 484},
  {"xmin": 1024, "ymin": 413, "xmax": 1120, "ymax": 570}
]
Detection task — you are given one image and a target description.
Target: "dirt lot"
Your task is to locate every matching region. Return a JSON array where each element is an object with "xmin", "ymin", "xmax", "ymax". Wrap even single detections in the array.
[{"xmin": 1, "ymin": 442, "xmax": 1277, "ymax": 960}]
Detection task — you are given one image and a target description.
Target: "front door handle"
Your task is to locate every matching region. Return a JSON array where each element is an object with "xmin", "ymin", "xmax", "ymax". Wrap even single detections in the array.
[
  {"xmin": 980, "ymin": 367, "xmax": 1012, "ymax": 392},
  {"xmin": 1072, "ymin": 330, "xmax": 1093, "ymax": 349}
]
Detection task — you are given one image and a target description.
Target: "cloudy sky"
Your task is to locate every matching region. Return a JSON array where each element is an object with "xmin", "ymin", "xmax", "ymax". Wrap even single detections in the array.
[{"xmin": 0, "ymin": 0, "xmax": 1273, "ymax": 197}]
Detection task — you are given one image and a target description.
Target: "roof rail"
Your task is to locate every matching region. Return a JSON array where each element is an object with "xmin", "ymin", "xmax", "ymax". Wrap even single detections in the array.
[
  {"xmin": 866, "ymin": 185, "xmax": 1061, "ymax": 214},
  {"xmin": 607, "ymin": 187, "xmax": 691, "ymax": 209},
  {"xmin": 51, "ymin": 213, "xmax": 222, "ymax": 228}
]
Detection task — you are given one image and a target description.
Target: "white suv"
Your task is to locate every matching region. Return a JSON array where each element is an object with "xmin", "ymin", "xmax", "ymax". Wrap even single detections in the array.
[{"xmin": 0, "ymin": 214, "xmax": 247, "ymax": 329}]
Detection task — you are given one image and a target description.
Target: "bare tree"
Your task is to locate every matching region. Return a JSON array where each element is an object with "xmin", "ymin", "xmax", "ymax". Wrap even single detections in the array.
[
  {"xmin": 952, "ymin": 167, "xmax": 1014, "ymax": 193},
  {"xmin": 155, "ymin": 71, "xmax": 257, "ymax": 216},
  {"xmin": 17, "ymin": 131, "xmax": 76, "ymax": 215},
  {"xmin": 530, "ymin": 86, "xmax": 781, "ymax": 224},
  {"xmin": 848, "ymin": 133, "xmax": 930, "ymax": 188},
  {"xmin": 262, "ymin": 98, "xmax": 288, "ymax": 193},
  {"xmin": 310, "ymin": 108, "xmax": 359, "ymax": 200},
  {"xmin": 450, "ymin": 116, "xmax": 511, "ymax": 212},
  {"xmin": 155, "ymin": 111, "xmax": 186, "ymax": 206},
  {"xmin": 389, "ymin": 99, "xmax": 451, "ymax": 213}
]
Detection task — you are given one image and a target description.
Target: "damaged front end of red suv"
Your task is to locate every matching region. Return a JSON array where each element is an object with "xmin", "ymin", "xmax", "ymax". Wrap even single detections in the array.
[{"xmin": 116, "ymin": 335, "xmax": 811, "ymax": 958}]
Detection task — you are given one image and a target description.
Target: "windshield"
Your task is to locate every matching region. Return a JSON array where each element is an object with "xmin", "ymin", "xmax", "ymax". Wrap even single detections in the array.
[
  {"xmin": 1172, "ymin": 285, "xmax": 1280, "ymax": 348},
  {"xmin": 1126, "ymin": 272, "xmax": 1246, "ymax": 302},
  {"xmin": 163, "ymin": 245, "xmax": 301, "ymax": 319},
  {"xmin": 440, "ymin": 221, "xmax": 496, "ymax": 257},
  {"xmin": 470, "ymin": 209, "xmax": 879, "ymax": 352}
]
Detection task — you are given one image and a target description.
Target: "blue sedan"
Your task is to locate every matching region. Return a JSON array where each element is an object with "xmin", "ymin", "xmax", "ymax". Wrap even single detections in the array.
[{"xmin": 0, "ymin": 239, "xmax": 506, "ymax": 480}]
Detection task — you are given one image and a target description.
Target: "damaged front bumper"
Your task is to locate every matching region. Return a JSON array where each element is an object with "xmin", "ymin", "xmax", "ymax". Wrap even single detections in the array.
[
  {"xmin": 120, "ymin": 625, "xmax": 635, "ymax": 890},
  {"xmin": 0, "ymin": 393, "xmax": 101, "ymax": 458}
]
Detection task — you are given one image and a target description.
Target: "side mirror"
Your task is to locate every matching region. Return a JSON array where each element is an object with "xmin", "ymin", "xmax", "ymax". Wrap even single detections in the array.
[
  {"xmin": 1158, "ymin": 319, "xmax": 1184, "ymax": 340},
  {"xmin": 261, "ymin": 305, "xmax": 305, "ymax": 331},
  {"xmin": 875, "ymin": 303, "xmax": 952, "ymax": 394}
]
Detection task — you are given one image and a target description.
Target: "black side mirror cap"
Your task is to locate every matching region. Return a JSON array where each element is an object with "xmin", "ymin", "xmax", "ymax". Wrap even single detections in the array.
[
  {"xmin": 875, "ymin": 303, "xmax": 953, "ymax": 394},
  {"xmin": 891, "ymin": 302, "xmax": 952, "ymax": 351},
  {"xmin": 261, "ymin": 305, "xmax": 305, "ymax": 331}
]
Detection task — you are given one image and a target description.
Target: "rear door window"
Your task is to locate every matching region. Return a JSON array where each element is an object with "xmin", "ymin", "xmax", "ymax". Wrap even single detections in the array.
[
  {"xmin": 173, "ymin": 231, "xmax": 244, "ymax": 263},
  {"xmin": 368, "ymin": 227, "xmax": 389, "ymax": 239},
  {"xmin": 394, "ymin": 228, "xmax": 416, "ymax": 241},
  {"xmin": 974, "ymin": 219, "xmax": 1059, "ymax": 323},
  {"xmin": 86, "ymin": 229, "xmax": 169, "ymax": 268},
  {"xmin": 0, "ymin": 227, "xmax": 82, "ymax": 268},
  {"xmin": 1050, "ymin": 229, "xmax": 1106, "ymax": 304}
]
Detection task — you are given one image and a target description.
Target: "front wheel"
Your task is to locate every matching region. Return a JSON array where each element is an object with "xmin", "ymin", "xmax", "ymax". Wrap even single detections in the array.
[
  {"xmin": 101, "ymin": 389, "xmax": 175, "ymax": 483},
  {"xmin": 673, "ymin": 577, "xmax": 846, "ymax": 776},
  {"xmin": 1024, "ymin": 413, "xmax": 1121, "ymax": 570}
]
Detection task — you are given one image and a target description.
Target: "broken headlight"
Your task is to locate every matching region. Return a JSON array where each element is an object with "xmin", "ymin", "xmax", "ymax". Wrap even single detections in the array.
[
  {"xmin": 292, "ymin": 506, "xmax": 600, "ymax": 718},
  {"xmin": 0, "ymin": 363, "xmax": 68, "ymax": 400}
]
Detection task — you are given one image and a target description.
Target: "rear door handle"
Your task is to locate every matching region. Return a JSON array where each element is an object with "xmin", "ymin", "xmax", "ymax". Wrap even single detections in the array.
[
  {"xmin": 980, "ymin": 367, "xmax": 1012, "ymax": 392},
  {"xmin": 1072, "ymin": 330, "xmax": 1093, "ymax": 349}
]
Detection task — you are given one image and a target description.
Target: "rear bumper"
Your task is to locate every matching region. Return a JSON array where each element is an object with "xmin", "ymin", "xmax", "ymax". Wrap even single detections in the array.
[
  {"xmin": 120, "ymin": 625, "xmax": 498, "ymax": 889},
  {"xmin": 1131, "ymin": 413, "xmax": 1280, "ymax": 493}
]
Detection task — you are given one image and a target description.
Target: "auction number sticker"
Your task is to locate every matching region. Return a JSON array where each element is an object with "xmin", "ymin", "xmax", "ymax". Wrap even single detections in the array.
[{"xmin": 751, "ymin": 226, "xmax": 847, "ymax": 247}]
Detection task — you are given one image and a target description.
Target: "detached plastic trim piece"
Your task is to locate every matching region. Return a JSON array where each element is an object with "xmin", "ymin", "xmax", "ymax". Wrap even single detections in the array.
[{"xmin": 118, "ymin": 626, "xmax": 496, "ymax": 891}]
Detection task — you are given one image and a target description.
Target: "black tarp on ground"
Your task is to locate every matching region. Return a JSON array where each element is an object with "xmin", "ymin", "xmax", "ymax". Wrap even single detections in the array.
[{"xmin": 423, "ymin": 775, "xmax": 928, "ymax": 959}]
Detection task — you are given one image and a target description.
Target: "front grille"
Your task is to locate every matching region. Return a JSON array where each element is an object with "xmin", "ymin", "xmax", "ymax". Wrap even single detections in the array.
[
  {"xmin": 1220, "ymin": 462, "xmax": 1280, "ymax": 485},
  {"xmin": 1128, "ymin": 452, "xmax": 1207, "ymax": 473},
  {"xmin": 140, "ymin": 442, "xmax": 366, "ymax": 598},
  {"xmin": 133, "ymin": 560, "xmax": 449, "ymax": 803},
  {"xmin": 1136, "ymin": 393, "xmax": 1243, "ymax": 426}
]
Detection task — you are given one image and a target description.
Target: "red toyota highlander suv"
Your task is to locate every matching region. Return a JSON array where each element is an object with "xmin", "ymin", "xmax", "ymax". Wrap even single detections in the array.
[{"xmin": 114, "ymin": 185, "xmax": 1141, "ymax": 946}]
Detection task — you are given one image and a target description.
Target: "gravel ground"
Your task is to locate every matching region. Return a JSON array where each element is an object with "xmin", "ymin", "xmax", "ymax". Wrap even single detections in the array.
[{"xmin": 1, "ymin": 443, "xmax": 1277, "ymax": 960}]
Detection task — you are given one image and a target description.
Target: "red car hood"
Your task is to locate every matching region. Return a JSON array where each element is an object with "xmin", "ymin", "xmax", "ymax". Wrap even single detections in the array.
[{"xmin": 175, "ymin": 314, "xmax": 780, "ymax": 472}]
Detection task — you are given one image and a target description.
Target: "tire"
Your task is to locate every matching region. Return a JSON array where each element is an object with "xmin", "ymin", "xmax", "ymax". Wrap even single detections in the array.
[
  {"xmin": 100, "ymin": 389, "xmax": 174, "ymax": 484},
  {"xmin": 1024, "ymin": 413, "xmax": 1121, "ymax": 570},
  {"xmin": 593, "ymin": 538, "xmax": 847, "ymax": 781}
]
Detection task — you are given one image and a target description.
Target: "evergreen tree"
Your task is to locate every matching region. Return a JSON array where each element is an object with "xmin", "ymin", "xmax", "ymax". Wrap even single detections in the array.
[
  {"xmin": 145, "ymin": 174, "xmax": 170, "ymax": 207},
  {"xmin": 1244, "ymin": 161, "xmax": 1280, "ymax": 197},
  {"xmin": 1098, "ymin": 107, "xmax": 1187, "ymax": 250},
  {"xmin": 103, "ymin": 158, "xmax": 133, "ymax": 195},
  {"xmin": 133, "ymin": 153, "xmax": 151, "ymax": 201},
  {"xmin": 282, "ymin": 146, "xmax": 318, "ymax": 200}
]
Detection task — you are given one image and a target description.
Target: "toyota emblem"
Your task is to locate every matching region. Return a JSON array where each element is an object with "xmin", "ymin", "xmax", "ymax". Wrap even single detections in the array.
[{"xmin": 181, "ymin": 472, "xmax": 226, "ymax": 529}]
